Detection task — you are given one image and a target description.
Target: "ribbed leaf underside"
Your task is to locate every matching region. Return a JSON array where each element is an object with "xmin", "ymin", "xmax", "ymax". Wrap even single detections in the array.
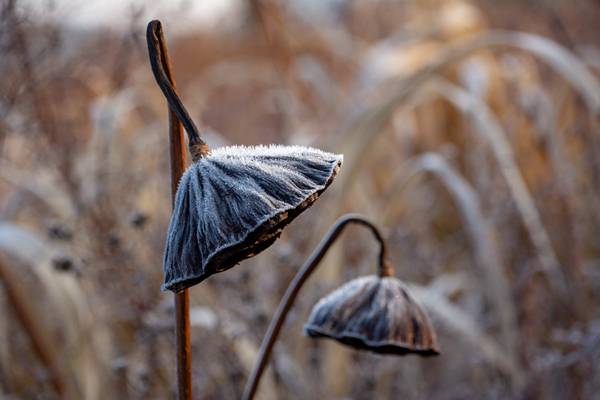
[
  {"xmin": 305, "ymin": 276, "xmax": 439, "ymax": 356},
  {"xmin": 163, "ymin": 145, "xmax": 343, "ymax": 292}
]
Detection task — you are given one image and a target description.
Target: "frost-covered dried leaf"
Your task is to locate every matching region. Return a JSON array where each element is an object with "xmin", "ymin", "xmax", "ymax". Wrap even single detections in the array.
[{"xmin": 163, "ymin": 145, "xmax": 342, "ymax": 291}]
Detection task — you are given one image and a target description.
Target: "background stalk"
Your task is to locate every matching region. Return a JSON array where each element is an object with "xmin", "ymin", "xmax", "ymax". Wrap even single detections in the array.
[
  {"xmin": 0, "ymin": 257, "xmax": 65, "ymax": 396},
  {"xmin": 147, "ymin": 21, "xmax": 192, "ymax": 400}
]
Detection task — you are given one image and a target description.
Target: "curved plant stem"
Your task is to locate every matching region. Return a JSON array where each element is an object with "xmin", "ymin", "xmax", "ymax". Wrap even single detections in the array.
[
  {"xmin": 0, "ymin": 256, "xmax": 65, "ymax": 396},
  {"xmin": 337, "ymin": 29, "xmax": 600, "ymax": 195},
  {"xmin": 422, "ymin": 78, "xmax": 567, "ymax": 294},
  {"xmin": 381, "ymin": 152, "xmax": 523, "ymax": 390},
  {"xmin": 146, "ymin": 20, "xmax": 192, "ymax": 400},
  {"xmin": 147, "ymin": 20, "xmax": 209, "ymax": 160},
  {"xmin": 242, "ymin": 214, "xmax": 387, "ymax": 400}
]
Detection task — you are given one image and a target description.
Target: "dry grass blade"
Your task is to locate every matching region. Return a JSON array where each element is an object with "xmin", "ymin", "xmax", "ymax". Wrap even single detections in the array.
[
  {"xmin": 409, "ymin": 282, "xmax": 523, "ymax": 388},
  {"xmin": 336, "ymin": 29, "xmax": 600, "ymax": 193},
  {"xmin": 421, "ymin": 77, "xmax": 567, "ymax": 293},
  {"xmin": 484, "ymin": 31, "xmax": 600, "ymax": 114},
  {"xmin": 0, "ymin": 222, "xmax": 110, "ymax": 399},
  {"xmin": 379, "ymin": 152, "xmax": 521, "ymax": 389},
  {"xmin": 0, "ymin": 255, "xmax": 65, "ymax": 395}
]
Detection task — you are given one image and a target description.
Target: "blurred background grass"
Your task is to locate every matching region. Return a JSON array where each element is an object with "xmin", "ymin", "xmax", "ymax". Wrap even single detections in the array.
[{"xmin": 1, "ymin": 0, "xmax": 600, "ymax": 398}]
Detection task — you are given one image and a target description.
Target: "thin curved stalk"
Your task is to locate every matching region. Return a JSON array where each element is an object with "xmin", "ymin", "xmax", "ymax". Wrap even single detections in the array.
[
  {"xmin": 146, "ymin": 20, "xmax": 209, "ymax": 161},
  {"xmin": 380, "ymin": 153, "xmax": 523, "ymax": 390},
  {"xmin": 408, "ymin": 281, "xmax": 520, "ymax": 381},
  {"xmin": 336, "ymin": 29, "xmax": 600, "ymax": 193},
  {"xmin": 0, "ymin": 256, "xmax": 64, "ymax": 396},
  {"xmin": 423, "ymin": 78, "xmax": 567, "ymax": 293},
  {"xmin": 0, "ymin": 222, "xmax": 108, "ymax": 398},
  {"xmin": 242, "ymin": 214, "xmax": 388, "ymax": 400},
  {"xmin": 145, "ymin": 20, "xmax": 192, "ymax": 400}
]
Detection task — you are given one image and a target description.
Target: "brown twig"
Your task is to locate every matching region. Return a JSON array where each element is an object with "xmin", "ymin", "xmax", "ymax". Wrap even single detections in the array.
[
  {"xmin": 146, "ymin": 20, "xmax": 192, "ymax": 400},
  {"xmin": 242, "ymin": 214, "xmax": 387, "ymax": 400},
  {"xmin": 147, "ymin": 20, "xmax": 209, "ymax": 162}
]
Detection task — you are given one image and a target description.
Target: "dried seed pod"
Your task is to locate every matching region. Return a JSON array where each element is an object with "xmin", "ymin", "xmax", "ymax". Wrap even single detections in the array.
[
  {"xmin": 163, "ymin": 145, "xmax": 342, "ymax": 292},
  {"xmin": 304, "ymin": 275, "xmax": 439, "ymax": 356}
]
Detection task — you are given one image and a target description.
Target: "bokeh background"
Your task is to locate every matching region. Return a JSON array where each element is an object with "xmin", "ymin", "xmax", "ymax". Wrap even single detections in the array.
[{"xmin": 1, "ymin": 0, "xmax": 600, "ymax": 398}]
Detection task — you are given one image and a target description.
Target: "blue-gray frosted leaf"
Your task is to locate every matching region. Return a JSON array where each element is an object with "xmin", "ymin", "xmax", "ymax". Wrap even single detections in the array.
[{"xmin": 163, "ymin": 145, "xmax": 342, "ymax": 292}]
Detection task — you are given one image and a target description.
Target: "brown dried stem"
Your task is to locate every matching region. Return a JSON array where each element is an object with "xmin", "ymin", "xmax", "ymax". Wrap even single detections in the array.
[
  {"xmin": 242, "ymin": 214, "xmax": 388, "ymax": 400},
  {"xmin": 147, "ymin": 20, "xmax": 209, "ymax": 161},
  {"xmin": 0, "ymin": 256, "xmax": 64, "ymax": 396},
  {"xmin": 146, "ymin": 20, "xmax": 192, "ymax": 400},
  {"xmin": 381, "ymin": 152, "xmax": 523, "ymax": 390}
]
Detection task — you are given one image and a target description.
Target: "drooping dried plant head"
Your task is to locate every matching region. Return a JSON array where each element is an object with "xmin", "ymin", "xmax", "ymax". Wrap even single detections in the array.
[
  {"xmin": 304, "ymin": 274, "xmax": 439, "ymax": 356},
  {"xmin": 163, "ymin": 145, "xmax": 342, "ymax": 292},
  {"xmin": 146, "ymin": 20, "xmax": 343, "ymax": 292}
]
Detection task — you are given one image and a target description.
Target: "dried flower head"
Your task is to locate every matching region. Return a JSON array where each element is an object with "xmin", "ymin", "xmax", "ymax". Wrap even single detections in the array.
[
  {"xmin": 304, "ymin": 275, "xmax": 439, "ymax": 356},
  {"xmin": 146, "ymin": 21, "xmax": 343, "ymax": 292},
  {"xmin": 162, "ymin": 145, "xmax": 342, "ymax": 292}
]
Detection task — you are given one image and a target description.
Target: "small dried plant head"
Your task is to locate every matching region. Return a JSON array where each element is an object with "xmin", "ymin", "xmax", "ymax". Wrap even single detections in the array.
[
  {"xmin": 304, "ymin": 257, "xmax": 439, "ymax": 356},
  {"xmin": 146, "ymin": 21, "xmax": 343, "ymax": 292}
]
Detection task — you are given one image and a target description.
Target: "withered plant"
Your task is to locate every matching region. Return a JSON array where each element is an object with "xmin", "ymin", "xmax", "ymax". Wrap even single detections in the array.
[{"xmin": 243, "ymin": 213, "xmax": 439, "ymax": 399}]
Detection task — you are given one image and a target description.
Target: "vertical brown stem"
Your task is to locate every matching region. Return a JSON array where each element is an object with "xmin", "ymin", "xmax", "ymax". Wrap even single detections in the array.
[
  {"xmin": 174, "ymin": 291, "xmax": 191, "ymax": 400},
  {"xmin": 147, "ymin": 20, "xmax": 192, "ymax": 400},
  {"xmin": 166, "ymin": 49, "xmax": 192, "ymax": 400}
]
